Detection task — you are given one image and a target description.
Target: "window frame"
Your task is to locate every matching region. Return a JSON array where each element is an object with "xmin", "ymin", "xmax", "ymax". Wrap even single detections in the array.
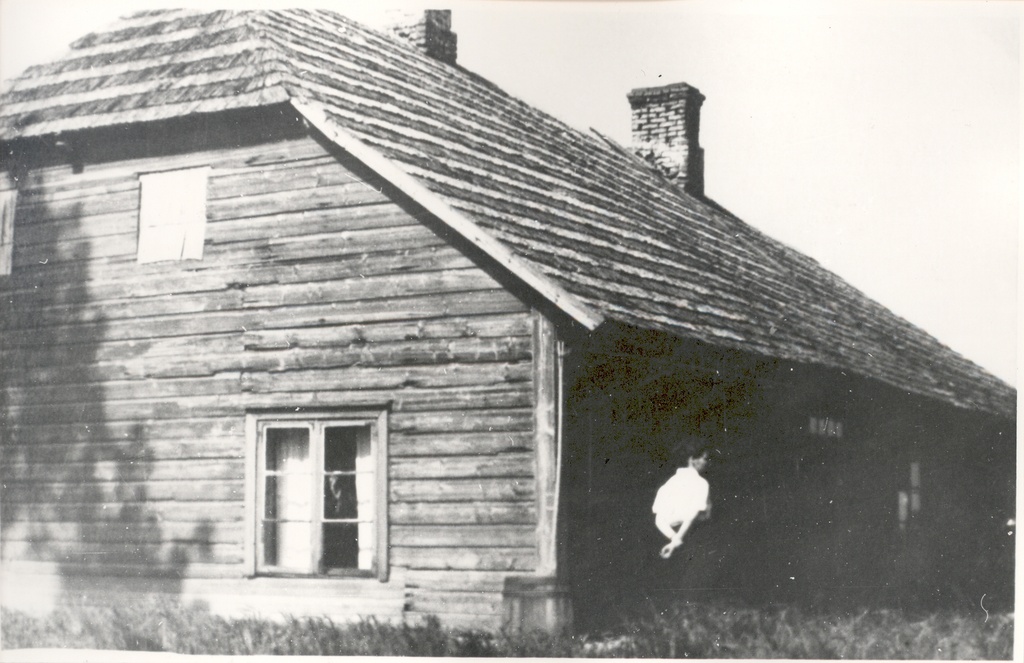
[
  {"xmin": 244, "ymin": 410, "xmax": 389, "ymax": 582},
  {"xmin": 137, "ymin": 166, "xmax": 210, "ymax": 264}
]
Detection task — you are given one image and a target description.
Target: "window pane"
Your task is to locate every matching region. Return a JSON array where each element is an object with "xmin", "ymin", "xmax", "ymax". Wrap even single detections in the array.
[
  {"xmin": 324, "ymin": 426, "xmax": 358, "ymax": 471},
  {"xmin": 264, "ymin": 476, "xmax": 278, "ymax": 520},
  {"xmin": 267, "ymin": 427, "xmax": 309, "ymax": 472},
  {"xmin": 324, "ymin": 474, "xmax": 358, "ymax": 519},
  {"xmin": 263, "ymin": 521, "xmax": 311, "ymax": 570},
  {"xmin": 355, "ymin": 426, "xmax": 372, "ymax": 472},
  {"xmin": 358, "ymin": 521, "xmax": 375, "ymax": 571},
  {"xmin": 262, "ymin": 521, "xmax": 278, "ymax": 567},
  {"xmin": 322, "ymin": 523, "xmax": 359, "ymax": 570},
  {"xmin": 265, "ymin": 475, "xmax": 309, "ymax": 520}
]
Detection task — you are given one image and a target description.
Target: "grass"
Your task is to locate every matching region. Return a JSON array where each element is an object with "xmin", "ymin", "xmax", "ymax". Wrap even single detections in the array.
[{"xmin": 1, "ymin": 597, "xmax": 1014, "ymax": 658}]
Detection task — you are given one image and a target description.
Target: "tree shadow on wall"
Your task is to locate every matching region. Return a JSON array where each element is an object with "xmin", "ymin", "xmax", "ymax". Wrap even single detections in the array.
[{"xmin": 0, "ymin": 177, "xmax": 213, "ymax": 608}]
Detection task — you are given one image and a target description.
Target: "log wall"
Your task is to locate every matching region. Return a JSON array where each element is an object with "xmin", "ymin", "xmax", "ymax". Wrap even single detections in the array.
[{"xmin": 0, "ymin": 115, "xmax": 542, "ymax": 629}]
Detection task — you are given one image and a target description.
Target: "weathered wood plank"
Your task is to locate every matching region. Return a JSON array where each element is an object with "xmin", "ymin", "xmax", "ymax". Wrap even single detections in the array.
[
  {"xmin": 4, "ymin": 374, "xmax": 241, "ymax": 407},
  {"xmin": 206, "ymin": 155, "xmax": 355, "ymax": 200},
  {"xmin": 4, "ymin": 289, "xmax": 528, "ymax": 343},
  {"xmin": 0, "ymin": 439, "xmax": 242, "ymax": 462},
  {"xmin": 4, "ymin": 458, "xmax": 243, "ymax": 483},
  {"xmin": 1, "ymin": 417, "xmax": 242, "ymax": 445},
  {"xmin": 239, "ymin": 363, "xmax": 531, "ymax": 394},
  {"xmin": 392, "ymin": 547, "xmax": 537, "ymax": 571},
  {"xmin": 390, "ymin": 454, "xmax": 534, "ymax": 480},
  {"xmin": 3, "ymin": 479, "xmax": 244, "ymax": 504},
  {"xmin": 405, "ymin": 569, "xmax": 529, "ymax": 592},
  {"xmin": 1, "ymin": 520, "xmax": 242, "ymax": 546},
  {"xmin": 13, "ymin": 231, "xmax": 137, "ymax": 268},
  {"xmin": 4, "ymin": 388, "xmax": 246, "ymax": 421},
  {"xmin": 1, "ymin": 540, "xmax": 243, "ymax": 566},
  {"xmin": 390, "ymin": 502, "xmax": 536, "ymax": 526},
  {"xmin": 16, "ymin": 210, "xmax": 137, "ymax": 247},
  {"xmin": 241, "ymin": 268, "xmax": 499, "ymax": 308},
  {"xmin": 390, "ymin": 409, "xmax": 534, "ymax": 434},
  {"xmin": 2, "ymin": 335, "xmax": 241, "ymax": 371},
  {"xmin": 242, "ymin": 312, "xmax": 533, "ymax": 350},
  {"xmin": 389, "ymin": 431, "xmax": 535, "ymax": 457},
  {"xmin": 391, "ymin": 525, "xmax": 535, "ymax": 547},
  {"xmin": 15, "ymin": 189, "xmax": 138, "ymax": 225},
  {"xmin": 204, "ymin": 223, "xmax": 447, "ymax": 265},
  {"xmin": 391, "ymin": 478, "xmax": 533, "ymax": 503},
  {"xmin": 207, "ymin": 202, "xmax": 417, "ymax": 243},
  {"xmin": 8, "ymin": 290, "xmax": 245, "ymax": 327},
  {"xmin": 206, "ymin": 180, "xmax": 389, "ymax": 222},
  {"xmin": 1, "ymin": 559, "xmax": 243, "ymax": 579},
  {"xmin": 406, "ymin": 590, "xmax": 505, "ymax": 617},
  {"xmin": 238, "ymin": 337, "xmax": 532, "ymax": 373},
  {"xmin": 2, "ymin": 307, "xmax": 259, "ymax": 345},
  {"xmin": 5, "ymin": 501, "xmax": 244, "ymax": 523},
  {"xmin": 2, "ymin": 263, "xmax": 239, "ymax": 301},
  {"xmin": 242, "ymin": 290, "xmax": 530, "ymax": 330},
  {"xmin": 17, "ymin": 177, "xmax": 139, "ymax": 208}
]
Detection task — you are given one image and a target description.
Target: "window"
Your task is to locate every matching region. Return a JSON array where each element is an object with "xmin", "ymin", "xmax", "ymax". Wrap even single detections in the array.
[
  {"xmin": 808, "ymin": 415, "xmax": 843, "ymax": 439},
  {"xmin": 898, "ymin": 461, "xmax": 922, "ymax": 532},
  {"xmin": 137, "ymin": 167, "xmax": 209, "ymax": 263},
  {"xmin": 246, "ymin": 412, "xmax": 388, "ymax": 580},
  {"xmin": 0, "ymin": 189, "xmax": 15, "ymax": 276},
  {"xmin": 909, "ymin": 461, "xmax": 921, "ymax": 514}
]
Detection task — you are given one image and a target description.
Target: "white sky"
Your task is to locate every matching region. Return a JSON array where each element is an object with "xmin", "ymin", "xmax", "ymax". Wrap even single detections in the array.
[{"xmin": 0, "ymin": 0, "xmax": 1019, "ymax": 387}]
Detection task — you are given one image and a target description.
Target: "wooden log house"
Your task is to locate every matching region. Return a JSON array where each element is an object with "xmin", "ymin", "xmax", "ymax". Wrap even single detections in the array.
[{"xmin": 0, "ymin": 9, "xmax": 1015, "ymax": 632}]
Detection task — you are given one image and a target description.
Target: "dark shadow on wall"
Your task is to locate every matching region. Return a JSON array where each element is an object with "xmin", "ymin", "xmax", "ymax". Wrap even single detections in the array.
[
  {"xmin": 560, "ymin": 329, "xmax": 779, "ymax": 630},
  {"xmin": 559, "ymin": 326, "xmax": 1017, "ymax": 630},
  {"xmin": 0, "ymin": 149, "xmax": 212, "ymax": 606}
]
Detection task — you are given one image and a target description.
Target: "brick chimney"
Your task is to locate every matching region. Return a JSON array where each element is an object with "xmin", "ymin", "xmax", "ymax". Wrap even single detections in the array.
[
  {"xmin": 627, "ymin": 82, "xmax": 705, "ymax": 197},
  {"xmin": 384, "ymin": 9, "xmax": 457, "ymax": 66}
]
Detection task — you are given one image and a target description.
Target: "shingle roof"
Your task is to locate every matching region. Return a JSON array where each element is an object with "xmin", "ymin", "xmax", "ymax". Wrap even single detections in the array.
[{"xmin": 0, "ymin": 8, "xmax": 1014, "ymax": 417}]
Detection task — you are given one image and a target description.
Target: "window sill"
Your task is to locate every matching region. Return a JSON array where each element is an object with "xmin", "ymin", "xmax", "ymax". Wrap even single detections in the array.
[
  {"xmin": 255, "ymin": 570, "xmax": 376, "ymax": 579},
  {"xmin": 246, "ymin": 572, "xmax": 387, "ymax": 586}
]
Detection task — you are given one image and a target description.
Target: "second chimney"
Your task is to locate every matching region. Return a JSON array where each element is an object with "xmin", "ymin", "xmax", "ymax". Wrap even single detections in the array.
[
  {"xmin": 385, "ymin": 9, "xmax": 457, "ymax": 66},
  {"xmin": 627, "ymin": 82, "xmax": 705, "ymax": 197}
]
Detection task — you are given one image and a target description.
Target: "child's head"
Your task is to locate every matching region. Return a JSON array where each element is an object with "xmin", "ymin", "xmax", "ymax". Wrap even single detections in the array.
[{"xmin": 688, "ymin": 448, "xmax": 710, "ymax": 472}]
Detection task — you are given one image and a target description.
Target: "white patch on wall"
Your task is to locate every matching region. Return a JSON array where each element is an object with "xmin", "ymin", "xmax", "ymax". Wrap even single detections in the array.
[
  {"xmin": 0, "ymin": 189, "xmax": 16, "ymax": 276},
  {"xmin": 808, "ymin": 415, "xmax": 843, "ymax": 439},
  {"xmin": 137, "ymin": 166, "xmax": 210, "ymax": 263}
]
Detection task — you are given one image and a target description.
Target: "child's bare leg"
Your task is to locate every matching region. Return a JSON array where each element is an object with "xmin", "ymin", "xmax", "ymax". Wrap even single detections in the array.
[
  {"xmin": 657, "ymin": 516, "xmax": 694, "ymax": 559},
  {"xmin": 655, "ymin": 513, "xmax": 678, "ymax": 541}
]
